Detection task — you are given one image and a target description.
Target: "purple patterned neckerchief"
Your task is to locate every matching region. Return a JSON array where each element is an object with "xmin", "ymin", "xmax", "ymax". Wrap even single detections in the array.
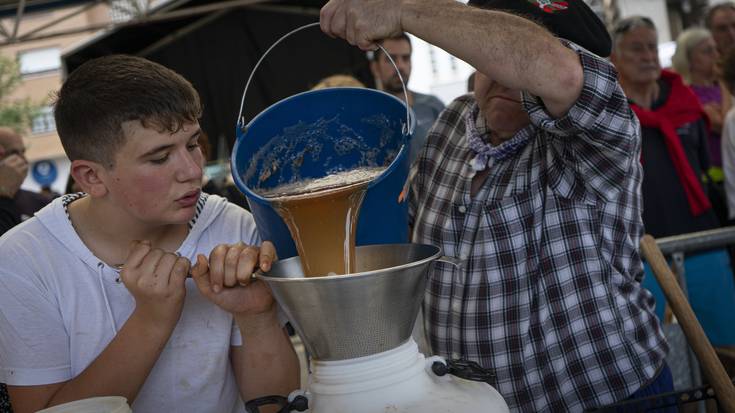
[{"xmin": 465, "ymin": 102, "xmax": 533, "ymax": 171}]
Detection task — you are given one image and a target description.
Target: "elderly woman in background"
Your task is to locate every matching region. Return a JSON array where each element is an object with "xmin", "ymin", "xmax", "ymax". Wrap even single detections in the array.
[{"xmin": 673, "ymin": 27, "xmax": 729, "ymax": 224}]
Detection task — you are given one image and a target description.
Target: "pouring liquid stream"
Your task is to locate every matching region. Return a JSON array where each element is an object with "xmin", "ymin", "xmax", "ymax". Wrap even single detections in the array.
[{"xmin": 259, "ymin": 167, "xmax": 385, "ymax": 277}]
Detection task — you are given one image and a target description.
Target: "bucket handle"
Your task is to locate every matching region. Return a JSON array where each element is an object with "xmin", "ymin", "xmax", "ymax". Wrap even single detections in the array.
[{"xmin": 236, "ymin": 22, "xmax": 413, "ymax": 137}]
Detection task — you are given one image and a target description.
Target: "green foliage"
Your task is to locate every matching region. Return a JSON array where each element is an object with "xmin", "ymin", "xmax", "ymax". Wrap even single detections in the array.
[{"xmin": 0, "ymin": 54, "xmax": 42, "ymax": 133}]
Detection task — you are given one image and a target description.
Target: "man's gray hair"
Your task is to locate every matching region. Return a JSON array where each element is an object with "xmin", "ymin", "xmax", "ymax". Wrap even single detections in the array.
[{"xmin": 610, "ymin": 16, "xmax": 657, "ymax": 52}]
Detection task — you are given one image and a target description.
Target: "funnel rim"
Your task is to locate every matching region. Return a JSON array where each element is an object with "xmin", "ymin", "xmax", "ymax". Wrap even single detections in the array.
[
  {"xmin": 230, "ymin": 87, "xmax": 413, "ymax": 206},
  {"xmin": 257, "ymin": 243, "xmax": 441, "ymax": 282}
]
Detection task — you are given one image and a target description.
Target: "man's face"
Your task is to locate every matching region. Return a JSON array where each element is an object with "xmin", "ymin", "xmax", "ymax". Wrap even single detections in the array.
[
  {"xmin": 611, "ymin": 26, "xmax": 661, "ymax": 86},
  {"xmin": 99, "ymin": 120, "xmax": 204, "ymax": 225},
  {"xmin": 371, "ymin": 38, "xmax": 411, "ymax": 94},
  {"xmin": 710, "ymin": 7, "xmax": 735, "ymax": 54},
  {"xmin": 473, "ymin": 72, "xmax": 530, "ymax": 141},
  {"xmin": 0, "ymin": 132, "xmax": 27, "ymax": 163}
]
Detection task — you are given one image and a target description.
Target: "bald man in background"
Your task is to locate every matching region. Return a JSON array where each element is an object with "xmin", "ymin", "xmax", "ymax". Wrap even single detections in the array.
[{"xmin": 0, "ymin": 127, "xmax": 52, "ymax": 235}]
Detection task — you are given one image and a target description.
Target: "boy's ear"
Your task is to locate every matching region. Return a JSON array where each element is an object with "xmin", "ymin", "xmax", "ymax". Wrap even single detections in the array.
[{"xmin": 70, "ymin": 160, "xmax": 108, "ymax": 198}]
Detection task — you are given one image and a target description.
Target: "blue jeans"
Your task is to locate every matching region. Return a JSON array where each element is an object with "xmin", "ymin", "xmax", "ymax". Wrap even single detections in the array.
[{"xmin": 625, "ymin": 364, "xmax": 677, "ymax": 412}]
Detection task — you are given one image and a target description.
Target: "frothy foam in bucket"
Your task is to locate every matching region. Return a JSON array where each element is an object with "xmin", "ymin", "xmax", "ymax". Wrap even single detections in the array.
[{"xmin": 243, "ymin": 115, "xmax": 396, "ymax": 193}]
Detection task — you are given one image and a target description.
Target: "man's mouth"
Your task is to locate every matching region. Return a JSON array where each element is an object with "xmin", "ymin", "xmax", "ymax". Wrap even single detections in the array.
[{"xmin": 488, "ymin": 95, "xmax": 522, "ymax": 104}]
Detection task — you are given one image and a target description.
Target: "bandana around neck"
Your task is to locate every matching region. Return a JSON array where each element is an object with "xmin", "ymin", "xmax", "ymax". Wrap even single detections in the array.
[{"xmin": 465, "ymin": 102, "xmax": 533, "ymax": 171}]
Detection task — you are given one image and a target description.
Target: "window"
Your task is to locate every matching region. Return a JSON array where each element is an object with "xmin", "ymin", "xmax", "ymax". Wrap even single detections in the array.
[
  {"xmin": 18, "ymin": 47, "xmax": 61, "ymax": 76},
  {"xmin": 31, "ymin": 106, "xmax": 55, "ymax": 135}
]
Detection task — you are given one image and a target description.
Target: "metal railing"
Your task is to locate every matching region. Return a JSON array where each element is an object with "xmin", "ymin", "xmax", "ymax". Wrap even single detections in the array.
[
  {"xmin": 655, "ymin": 227, "xmax": 735, "ymax": 256},
  {"xmin": 646, "ymin": 227, "xmax": 735, "ymax": 412}
]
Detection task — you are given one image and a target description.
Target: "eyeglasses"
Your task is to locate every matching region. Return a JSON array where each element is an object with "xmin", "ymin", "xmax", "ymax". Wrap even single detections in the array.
[{"xmin": 613, "ymin": 16, "xmax": 655, "ymax": 35}]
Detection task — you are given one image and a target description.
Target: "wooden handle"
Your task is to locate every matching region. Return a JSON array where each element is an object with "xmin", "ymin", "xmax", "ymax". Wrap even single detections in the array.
[{"xmin": 641, "ymin": 234, "xmax": 735, "ymax": 413}]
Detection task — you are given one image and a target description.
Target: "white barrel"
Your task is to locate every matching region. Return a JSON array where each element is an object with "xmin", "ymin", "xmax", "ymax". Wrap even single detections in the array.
[
  {"xmin": 36, "ymin": 396, "xmax": 131, "ymax": 413},
  {"xmin": 291, "ymin": 339, "xmax": 509, "ymax": 412}
]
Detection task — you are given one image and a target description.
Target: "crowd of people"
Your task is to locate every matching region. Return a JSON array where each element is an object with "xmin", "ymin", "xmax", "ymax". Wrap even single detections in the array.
[{"xmin": 1, "ymin": 0, "xmax": 735, "ymax": 412}]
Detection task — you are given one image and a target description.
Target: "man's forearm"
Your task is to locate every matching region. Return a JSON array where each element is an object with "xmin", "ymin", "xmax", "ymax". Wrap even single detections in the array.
[
  {"xmin": 232, "ymin": 311, "xmax": 300, "ymax": 402},
  {"xmin": 46, "ymin": 309, "xmax": 176, "ymax": 407},
  {"xmin": 400, "ymin": 0, "xmax": 583, "ymax": 112}
]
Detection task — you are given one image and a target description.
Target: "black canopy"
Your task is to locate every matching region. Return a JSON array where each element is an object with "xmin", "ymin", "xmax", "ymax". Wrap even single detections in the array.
[{"xmin": 62, "ymin": 0, "xmax": 374, "ymax": 158}]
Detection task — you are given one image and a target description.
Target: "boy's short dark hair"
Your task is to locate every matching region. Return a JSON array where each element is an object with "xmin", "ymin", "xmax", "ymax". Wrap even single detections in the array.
[{"xmin": 54, "ymin": 54, "xmax": 202, "ymax": 167}]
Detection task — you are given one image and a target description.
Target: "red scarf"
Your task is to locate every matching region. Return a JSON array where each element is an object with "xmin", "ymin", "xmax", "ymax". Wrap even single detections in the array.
[{"xmin": 631, "ymin": 69, "xmax": 711, "ymax": 216}]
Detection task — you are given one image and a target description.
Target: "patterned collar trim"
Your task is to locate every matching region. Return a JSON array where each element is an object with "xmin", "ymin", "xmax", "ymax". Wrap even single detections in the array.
[
  {"xmin": 62, "ymin": 192, "xmax": 207, "ymax": 230},
  {"xmin": 465, "ymin": 102, "xmax": 534, "ymax": 171}
]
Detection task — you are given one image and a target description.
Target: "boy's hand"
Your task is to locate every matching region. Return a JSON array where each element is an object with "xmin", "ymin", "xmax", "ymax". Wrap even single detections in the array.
[
  {"xmin": 190, "ymin": 241, "xmax": 277, "ymax": 316},
  {"xmin": 120, "ymin": 240, "xmax": 190, "ymax": 328}
]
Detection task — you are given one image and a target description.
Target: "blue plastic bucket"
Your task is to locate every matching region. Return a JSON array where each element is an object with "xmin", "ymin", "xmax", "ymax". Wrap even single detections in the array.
[
  {"xmin": 231, "ymin": 87, "xmax": 412, "ymax": 258},
  {"xmin": 230, "ymin": 23, "xmax": 414, "ymax": 259}
]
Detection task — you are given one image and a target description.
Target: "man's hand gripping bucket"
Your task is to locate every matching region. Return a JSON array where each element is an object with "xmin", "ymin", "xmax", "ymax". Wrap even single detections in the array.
[{"xmin": 231, "ymin": 23, "xmax": 416, "ymax": 258}]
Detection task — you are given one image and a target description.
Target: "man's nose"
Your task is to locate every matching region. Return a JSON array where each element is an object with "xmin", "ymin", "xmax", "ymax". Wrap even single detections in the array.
[{"xmin": 396, "ymin": 58, "xmax": 410, "ymax": 74}]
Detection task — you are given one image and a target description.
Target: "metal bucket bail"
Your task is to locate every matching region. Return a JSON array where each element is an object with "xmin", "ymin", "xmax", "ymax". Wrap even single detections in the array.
[{"xmin": 235, "ymin": 21, "xmax": 414, "ymax": 139}]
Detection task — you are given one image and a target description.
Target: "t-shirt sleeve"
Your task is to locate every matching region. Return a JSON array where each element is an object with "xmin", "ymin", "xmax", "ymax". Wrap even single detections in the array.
[
  {"xmin": 0, "ymin": 270, "xmax": 71, "ymax": 385},
  {"xmin": 521, "ymin": 41, "xmax": 641, "ymax": 200}
]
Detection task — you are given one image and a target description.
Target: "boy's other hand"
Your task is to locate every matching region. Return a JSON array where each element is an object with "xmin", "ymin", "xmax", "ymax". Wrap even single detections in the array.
[
  {"xmin": 190, "ymin": 241, "xmax": 277, "ymax": 316},
  {"xmin": 120, "ymin": 240, "xmax": 190, "ymax": 328}
]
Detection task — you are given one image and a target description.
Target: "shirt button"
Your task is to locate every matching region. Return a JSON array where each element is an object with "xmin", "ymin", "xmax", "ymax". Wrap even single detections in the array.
[
  {"xmin": 451, "ymin": 352, "xmax": 461, "ymax": 360},
  {"xmin": 452, "ymin": 301, "xmax": 462, "ymax": 313},
  {"xmin": 458, "ymin": 205, "xmax": 467, "ymax": 214}
]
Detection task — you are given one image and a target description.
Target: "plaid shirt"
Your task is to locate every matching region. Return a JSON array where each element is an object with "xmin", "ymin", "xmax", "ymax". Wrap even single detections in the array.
[{"xmin": 409, "ymin": 43, "xmax": 668, "ymax": 412}]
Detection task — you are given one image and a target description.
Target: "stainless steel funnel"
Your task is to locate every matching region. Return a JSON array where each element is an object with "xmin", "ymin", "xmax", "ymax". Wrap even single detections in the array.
[{"xmin": 258, "ymin": 244, "xmax": 442, "ymax": 361}]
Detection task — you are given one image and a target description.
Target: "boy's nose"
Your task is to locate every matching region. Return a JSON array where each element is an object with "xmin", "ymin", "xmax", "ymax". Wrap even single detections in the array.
[{"xmin": 177, "ymin": 151, "xmax": 203, "ymax": 182}]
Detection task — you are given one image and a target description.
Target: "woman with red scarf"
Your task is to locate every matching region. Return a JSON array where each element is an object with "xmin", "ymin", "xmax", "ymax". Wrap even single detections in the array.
[
  {"xmin": 612, "ymin": 16, "xmax": 735, "ymax": 350},
  {"xmin": 612, "ymin": 16, "xmax": 719, "ymax": 238}
]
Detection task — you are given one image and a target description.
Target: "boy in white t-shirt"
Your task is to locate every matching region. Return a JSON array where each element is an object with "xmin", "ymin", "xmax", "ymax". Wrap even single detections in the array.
[{"xmin": 0, "ymin": 55, "xmax": 299, "ymax": 412}]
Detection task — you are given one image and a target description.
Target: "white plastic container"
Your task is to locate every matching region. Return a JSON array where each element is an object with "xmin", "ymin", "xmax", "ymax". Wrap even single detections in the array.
[
  {"xmin": 290, "ymin": 339, "xmax": 509, "ymax": 412},
  {"xmin": 35, "ymin": 396, "xmax": 131, "ymax": 413}
]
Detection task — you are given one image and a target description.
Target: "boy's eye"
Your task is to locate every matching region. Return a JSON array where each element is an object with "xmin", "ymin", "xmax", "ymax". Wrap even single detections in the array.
[
  {"xmin": 187, "ymin": 143, "xmax": 200, "ymax": 151},
  {"xmin": 151, "ymin": 154, "xmax": 169, "ymax": 164}
]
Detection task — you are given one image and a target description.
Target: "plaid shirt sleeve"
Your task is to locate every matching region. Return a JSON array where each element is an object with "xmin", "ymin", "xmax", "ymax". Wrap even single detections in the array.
[{"xmin": 522, "ymin": 41, "xmax": 642, "ymax": 202}]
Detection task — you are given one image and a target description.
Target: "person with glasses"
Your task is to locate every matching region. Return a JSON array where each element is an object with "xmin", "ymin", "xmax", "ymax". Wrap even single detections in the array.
[
  {"xmin": 611, "ymin": 16, "xmax": 719, "ymax": 239},
  {"xmin": 0, "ymin": 127, "xmax": 53, "ymax": 235},
  {"xmin": 612, "ymin": 15, "xmax": 735, "ymax": 364},
  {"xmin": 321, "ymin": 1, "xmax": 670, "ymax": 411}
]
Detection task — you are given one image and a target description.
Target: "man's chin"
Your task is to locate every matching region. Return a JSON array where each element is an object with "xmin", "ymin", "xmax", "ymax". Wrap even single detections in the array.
[{"xmin": 385, "ymin": 80, "xmax": 407, "ymax": 94}]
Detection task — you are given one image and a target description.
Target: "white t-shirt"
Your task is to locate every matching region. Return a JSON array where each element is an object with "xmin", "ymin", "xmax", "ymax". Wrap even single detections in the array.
[{"xmin": 0, "ymin": 193, "xmax": 259, "ymax": 413}]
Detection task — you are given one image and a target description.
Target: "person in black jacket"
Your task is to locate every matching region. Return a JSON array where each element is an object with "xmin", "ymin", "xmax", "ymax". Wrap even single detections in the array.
[
  {"xmin": 0, "ymin": 128, "xmax": 52, "ymax": 236},
  {"xmin": 0, "ymin": 129, "xmax": 28, "ymax": 236}
]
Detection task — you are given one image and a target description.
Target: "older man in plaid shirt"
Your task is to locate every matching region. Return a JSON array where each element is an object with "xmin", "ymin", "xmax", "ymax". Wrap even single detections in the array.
[{"xmin": 321, "ymin": 0, "xmax": 670, "ymax": 411}]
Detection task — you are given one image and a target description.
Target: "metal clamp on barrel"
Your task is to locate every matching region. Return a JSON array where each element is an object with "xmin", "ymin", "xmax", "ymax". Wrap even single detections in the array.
[{"xmin": 236, "ymin": 22, "xmax": 414, "ymax": 137}]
